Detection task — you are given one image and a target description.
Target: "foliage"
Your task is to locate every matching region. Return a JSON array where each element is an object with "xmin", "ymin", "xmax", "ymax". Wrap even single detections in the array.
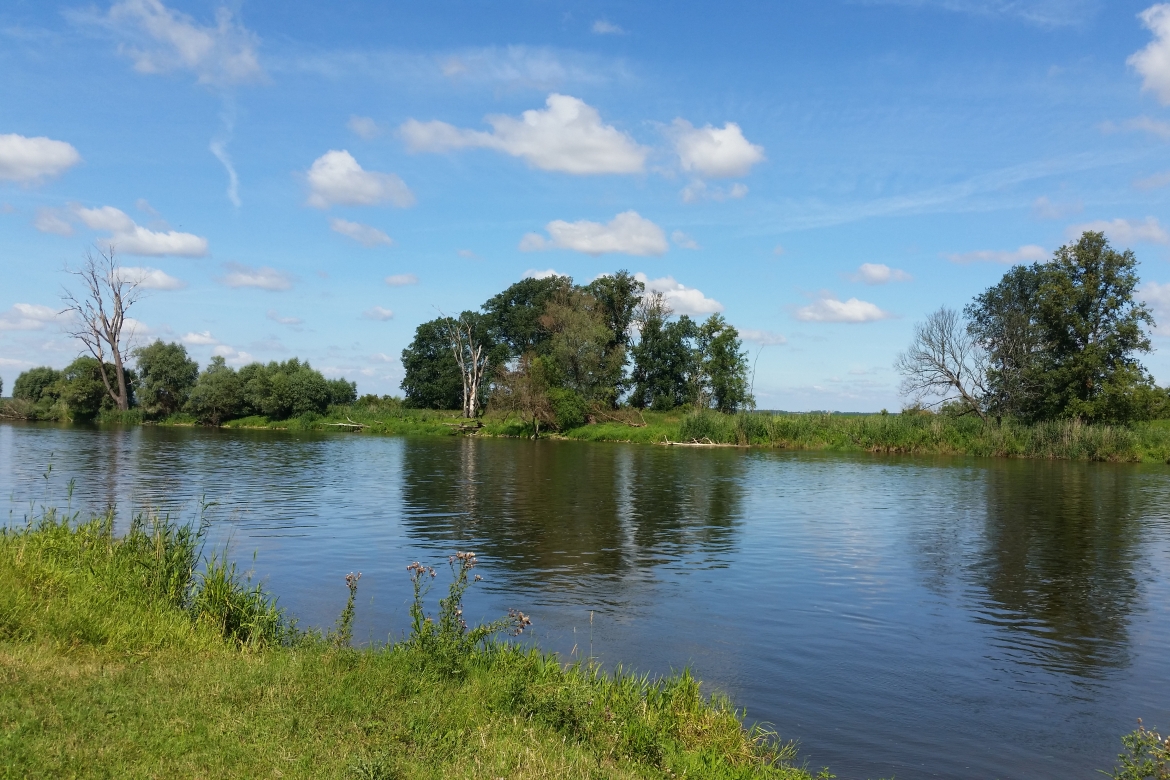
[
  {"xmin": 133, "ymin": 340, "xmax": 199, "ymax": 417},
  {"xmin": 1110, "ymin": 721, "xmax": 1170, "ymax": 780},
  {"xmin": 12, "ymin": 367, "xmax": 61, "ymax": 403},
  {"xmin": 59, "ymin": 356, "xmax": 132, "ymax": 421},
  {"xmin": 190, "ymin": 548, "xmax": 292, "ymax": 648},
  {"xmin": 539, "ymin": 287, "xmax": 626, "ymax": 406},
  {"xmin": 185, "ymin": 356, "xmax": 245, "ymax": 425},
  {"xmin": 400, "ymin": 317, "xmax": 464, "ymax": 410},
  {"xmin": 489, "ymin": 353, "xmax": 555, "ymax": 437},
  {"xmin": 185, "ymin": 356, "xmax": 353, "ymax": 425},
  {"xmin": 0, "ymin": 507, "xmax": 816, "ymax": 779},
  {"xmin": 482, "ymin": 275, "xmax": 572, "ymax": 358},
  {"xmin": 965, "ymin": 263, "xmax": 1045, "ymax": 420},
  {"xmin": 696, "ymin": 314, "xmax": 753, "ymax": 413}
]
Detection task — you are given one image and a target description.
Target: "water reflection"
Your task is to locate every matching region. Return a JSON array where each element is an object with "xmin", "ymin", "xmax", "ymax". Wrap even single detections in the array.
[
  {"xmin": 972, "ymin": 460, "xmax": 1144, "ymax": 678},
  {"xmin": 398, "ymin": 438, "xmax": 744, "ymax": 586}
]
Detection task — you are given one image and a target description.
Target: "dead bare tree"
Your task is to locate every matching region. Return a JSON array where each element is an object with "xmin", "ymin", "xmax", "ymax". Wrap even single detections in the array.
[
  {"xmin": 61, "ymin": 245, "xmax": 143, "ymax": 412},
  {"xmin": 894, "ymin": 307, "xmax": 989, "ymax": 421},
  {"xmin": 440, "ymin": 311, "xmax": 492, "ymax": 418}
]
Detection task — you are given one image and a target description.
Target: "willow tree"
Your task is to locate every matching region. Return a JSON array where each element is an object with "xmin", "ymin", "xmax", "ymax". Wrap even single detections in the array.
[{"xmin": 61, "ymin": 246, "xmax": 142, "ymax": 412}]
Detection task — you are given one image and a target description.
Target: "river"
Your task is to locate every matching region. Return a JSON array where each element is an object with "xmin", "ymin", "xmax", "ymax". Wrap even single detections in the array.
[{"xmin": 2, "ymin": 422, "xmax": 1168, "ymax": 779}]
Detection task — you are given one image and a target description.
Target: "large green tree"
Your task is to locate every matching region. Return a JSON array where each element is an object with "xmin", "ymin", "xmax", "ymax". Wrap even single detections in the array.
[
  {"xmin": 185, "ymin": 356, "xmax": 244, "ymax": 425},
  {"xmin": 1031, "ymin": 232, "xmax": 1155, "ymax": 422},
  {"xmin": 965, "ymin": 264, "xmax": 1045, "ymax": 420},
  {"xmin": 695, "ymin": 315, "xmax": 752, "ymax": 413},
  {"xmin": 400, "ymin": 318, "xmax": 463, "ymax": 410},
  {"xmin": 630, "ymin": 295, "xmax": 699, "ymax": 410},
  {"xmin": 482, "ymin": 276, "xmax": 572, "ymax": 359},
  {"xmin": 12, "ymin": 367, "xmax": 62, "ymax": 404},
  {"xmin": 133, "ymin": 340, "xmax": 199, "ymax": 417}
]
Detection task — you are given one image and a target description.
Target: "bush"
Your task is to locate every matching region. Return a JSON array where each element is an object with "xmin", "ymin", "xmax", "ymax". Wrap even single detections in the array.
[
  {"xmin": 12, "ymin": 366, "xmax": 61, "ymax": 402},
  {"xmin": 548, "ymin": 387, "xmax": 588, "ymax": 430}
]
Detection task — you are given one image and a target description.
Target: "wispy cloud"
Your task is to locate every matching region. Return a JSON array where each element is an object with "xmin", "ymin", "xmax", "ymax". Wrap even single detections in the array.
[
  {"xmin": 218, "ymin": 262, "xmax": 294, "ymax": 291},
  {"xmin": 1067, "ymin": 217, "xmax": 1170, "ymax": 245},
  {"xmin": 944, "ymin": 244, "xmax": 1047, "ymax": 264},
  {"xmin": 848, "ymin": 263, "xmax": 912, "ymax": 284},
  {"xmin": 857, "ymin": 0, "xmax": 1100, "ymax": 27}
]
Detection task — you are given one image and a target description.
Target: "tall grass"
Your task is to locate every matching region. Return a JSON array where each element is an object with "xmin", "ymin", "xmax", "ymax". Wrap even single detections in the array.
[
  {"xmin": 0, "ymin": 505, "xmax": 824, "ymax": 779},
  {"xmin": 677, "ymin": 411, "xmax": 1170, "ymax": 462}
]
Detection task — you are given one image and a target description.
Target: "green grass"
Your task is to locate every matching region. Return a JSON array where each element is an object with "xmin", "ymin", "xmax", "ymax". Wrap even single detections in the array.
[
  {"xmin": 167, "ymin": 402, "xmax": 1170, "ymax": 463},
  {"xmin": 0, "ymin": 508, "xmax": 822, "ymax": 779}
]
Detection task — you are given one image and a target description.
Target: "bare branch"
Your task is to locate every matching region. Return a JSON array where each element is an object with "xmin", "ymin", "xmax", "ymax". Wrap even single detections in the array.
[{"xmin": 894, "ymin": 307, "xmax": 988, "ymax": 421}]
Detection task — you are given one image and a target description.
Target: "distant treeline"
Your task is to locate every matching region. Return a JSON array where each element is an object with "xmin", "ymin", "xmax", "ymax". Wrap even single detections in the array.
[
  {"xmin": 3, "ymin": 344, "xmax": 356, "ymax": 424},
  {"xmin": 401, "ymin": 270, "xmax": 753, "ymax": 433}
]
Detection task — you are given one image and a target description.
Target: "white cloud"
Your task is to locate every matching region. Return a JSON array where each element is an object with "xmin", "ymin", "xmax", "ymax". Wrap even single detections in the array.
[
  {"xmin": 521, "ymin": 211, "xmax": 668, "ymax": 256},
  {"xmin": 671, "ymin": 230, "xmax": 701, "ymax": 250},
  {"xmin": 0, "ymin": 303, "xmax": 63, "ymax": 331},
  {"xmin": 1134, "ymin": 170, "xmax": 1170, "ymax": 190},
  {"xmin": 95, "ymin": 0, "xmax": 263, "ymax": 86},
  {"xmin": 330, "ymin": 217, "xmax": 393, "ymax": 247},
  {"xmin": 680, "ymin": 179, "xmax": 748, "ymax": 203},
  {"xmin": 591, "ymin": 19, "xmax": 625, "ymax": 34},
  {"xmin": 671, "ymin": 119, "xmax": 765, "ymax": 178},
  {"xmin": 401, "ymin": 93, "xmax": 647, "ymax": 175},
  {"xmin": 1067, "ymin": 217, "xmax": 1170, "ymax": 245},
  {"xmin": 1032, "ymin": 195, "xmax": 1082, "ymax": 220},
  {"xmin": 1142, "ymin": 280, "xmax": 1170, "ymax": 334},
  {"xmin": 739, "ymin": 328, "xmax": 787, "ymax": 346},
  {"xmin": 1130, "ymin": 4, "xmax": 1170, "ymax": 105},
  {"xmin": 73, "ymin": 204, "xmax": 208, "ymax": 256},
  {"xmin": 218, "ymin": 262, "xmax": 293, "ymax": 291},
  {"xmin": 116, "ymin": 266, "xmax": 186, "ymax": 290},
  {"xmin": 266, "ymin": 309, "xmax": 302, "ymax": 326},
  {"xmin": 0, "ymin": 134, "xmax": 82, "ymax": 183},
  {"xmin": 348, "ymin": 115, "xmax": 382, "ymax": 139},
  {"xmin": 212, "ymin": 344, "xmax": 255, "ymax": 366},
  {"xmin": 793, "ymin": 295, "xmax": 893, "ymax": 323},
  {"xmin": 209, "ymin": 138, "xmax": 240, "ymax": 208},
  {"xmin": 306, "ymin": 150, "xmax": 414, "ymax": 209},
  {"xmin": 635, "ymin": 272, "xmax": 723, "ymax": 316},
  {"xmin": 181, "ymin": 330, "xmax": 218, "ymax": 345},
  {"xmin": 122, "ymin": 316, "xmax": 153, "ymax": 341},
  {"xmin": 370, "ymin": 352, "xmax": 396, "ymax": 363},
  {"xmin": 944, "ymin": 244, "xmax": 1048, "ymax": 264},
  {"xmin": 33, "ymin": 208, "xmax": 74, "ymax": 236},
  {"xmin": 862, "ymin": 0, "xmax": 1097, "ymax": 27},
  {"xmin": 849, "ymin": 263, "xmax": 912, "ymax": 284},
  {"xmin": 361, "ymin": 306, "xmax": 394, "ymax": 321},
  {"xmin": 384, "ymin": 273, "xmax": 418, "ymax": 286},
  {"xmin": 522, "ymin": 268, "xmax": 561, "ymax": 279}
]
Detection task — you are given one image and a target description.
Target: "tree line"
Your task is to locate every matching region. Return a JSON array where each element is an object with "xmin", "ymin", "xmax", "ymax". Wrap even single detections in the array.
[
  {"xmin": 399, "ymin": 270, "xmax": 753, "ymax": 433},
  {"xmin": 896, "ymin": 231, "xmax": 1170, "ymax": 424}
]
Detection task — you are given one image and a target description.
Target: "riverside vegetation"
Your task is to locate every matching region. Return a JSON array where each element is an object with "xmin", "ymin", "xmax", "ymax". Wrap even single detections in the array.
[{"xmin": 0, "ymin": 502, "xmax": 826, "ymax": 779}]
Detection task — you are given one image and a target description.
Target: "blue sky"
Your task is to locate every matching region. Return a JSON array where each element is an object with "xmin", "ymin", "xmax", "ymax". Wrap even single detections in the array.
[{"xmin": 2, "ymin": 0, "xmax": 1170, "ymax": 410}]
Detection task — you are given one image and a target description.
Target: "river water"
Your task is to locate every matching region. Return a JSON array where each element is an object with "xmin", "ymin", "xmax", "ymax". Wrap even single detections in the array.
[{"xmin": 2, "ymin": 422, "xmax": 1168, "ymax": 779}]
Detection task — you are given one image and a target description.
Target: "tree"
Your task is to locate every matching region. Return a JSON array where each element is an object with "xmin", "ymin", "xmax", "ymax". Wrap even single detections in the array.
[
  {"xmin": 443, "ymin": 311, "xmax": 494, "ymax": 418},
  {"xmin": 965, "ymin": 264, "xmax": 1046, "ymax": 421},
  {"xmin": 401, "ymin": 318, "xmax": 464, "ymax": 410},
  {"xmin": 12, "ymin": 367, "xmax": 62, "ymax": 403},
  {"xmin": 134, "ymin": 340, "xmax": 199, "ymax": 417},
  {"xmin": 585, "ymin": 270, "xmax": 645, "ymax": 349},
  {"xmin": 630, "ymin": 294, "xmax": 699, "ymax": 410},
  {"xmin": 57, "ymin": 356, "xmax": 115, "ymax": 421},
  {"xmin": 539, "ymin": 288, "xmax": 626, "ymax": 407},
  {"xmin": 490, "ymin": 353, "xmax": 555, "ymax": 437},
  {"xmin": 326, "ymin": 377, "xmax": 358, "ymax": 407},
  {"xmin": 61, "ymin": 246, "xmax": 143, "ymax": 411},
  {"xmin": 482, "ymin": 276, "xmax": 572, "ymax": 358},
  {"xmin": 1031, "ymin": 232, "xmax": 1156, "ymax": 422},
  {"xmin": 695, "ymin": 314, "xmax": 753, "ymax": 413},
  {"xmin": 895, "ymin": 307, "xmax": 988, "ymax": 421},
  {"xmin": 185, "ymin": 356, "xmax": 244, "ymax": 425}
]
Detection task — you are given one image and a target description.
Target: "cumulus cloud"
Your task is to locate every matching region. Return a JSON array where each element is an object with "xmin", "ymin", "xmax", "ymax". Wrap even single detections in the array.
[
  {"xmin": 0, "ymin": 134, "xmax": 81, "ymax": 184},
  {"xmin": 212, "ymin": 344, "xmax": 255, "ymax": 365},
  {"xmin": 33, "ymin": 208, "xmax": 74, "ymax": 236},
  {"xmin": 384, "ymin": 273, "xmax": 418, "ymax": 286},
  {"xmin": 330, "ymin": 217, "xmax": 393, "ymax": 247},
  {"xmin": 0, "ymin": 303, "xmax": 63, "ymax": 331},
  {"xmin": 521, "ymin": 211, "xmax": 668, "ymax": 256},
  {"xmin": 1130, "ymin": 4, "xmax": 1170, "ymax": 105},
  {"xmin": 73, "ymin": 204, "xmax": 208, "ymax": 256},
  {"xmin": 671, "ymin": 119, "xmax": 765, "ymax": 178},
  {"xmin": 218, "ymin": 262, "xmax": 293, "ymax": 291},
  {"xmin": 635, "ymin": 272, "xmax": 723, "ymax": 316},
  {"xmin": 1142, "ymin": 280, "xmax": 1170, "ymax": 333},
  {"xmin": 680, "ymin": 180, "xmax": 748, "ymax": 203},
  {"xmin": 116, "ymin": 266, "xmax": 186, "ymax": 290},
  {"xmin": 361, "ymin": 306, "xmax": 394, "ymax": 321},
  {"xmin": 849, "ymin": 263, "xmax": 912, "ymax": 284},
  {"xmin": 306, "ymin": 150, "xmax": 414, "ymax": 209},
  {"xmin": 944, "ymin": 244, "xmax": 1048, "ymax": 264},
  {"xmin": 739, "ymin": 328, "xmax": 787, "ymax": 346},
  {"xmin": 181, "ymin": 330, "xmax": 218, "ymax": 345},
  {"xmin": 671, "ymin": 230, "xmax": 701, "ymax": 250},
  {"xmin": 522, "ymin": 268, "xmax": 562, "ymax": 279},
  {"xmin": 1067, "ymin": 217, "xmax": 1170, "ymax": 245},
  {"xmin": 401, "ymin": 93, "xmax": 647, "ymax": 175},
  {"xmin": 793, "ymin": 295, "xmax": 893, "ymax": 323},
  {"xmin": 91, "ymin": 0, "xmax": 264, "ymax": 86},
  {"xmin": 591, "ymin": 19, "xmax": 626, "ymax": 34},
  {"xmin": 266, "ymin": 309, "xmax": 302, "ymax": 326},
  {"xmin": 347, "ymin": 115, "xmax": 382, "ymax": 139}
]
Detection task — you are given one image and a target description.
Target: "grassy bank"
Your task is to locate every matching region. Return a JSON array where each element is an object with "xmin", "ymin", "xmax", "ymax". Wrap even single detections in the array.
[
  {"xmin": 0, "ymin": 508, "xmax": 822, "ymax": 779},
  {"xmin": 157, "ymin": 402, "xmax": 1170, "ymax": 463}
]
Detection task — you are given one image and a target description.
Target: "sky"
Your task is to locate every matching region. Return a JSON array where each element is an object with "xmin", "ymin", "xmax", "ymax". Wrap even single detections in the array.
[{"xmin": 2, "ymin": 0, "xmax": 1170, "ymax": 411}]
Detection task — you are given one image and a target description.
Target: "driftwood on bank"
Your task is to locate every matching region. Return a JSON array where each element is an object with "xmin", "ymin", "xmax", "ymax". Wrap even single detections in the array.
[
  {"xmin": 593, "ymin": 410, "xmax": 648, "ymax": 428},
  {"xmin": 324, "ymin": 416, "xmax": 368, "ymax": 430},
  {"xmin": 442, "ymin": 420, "xmax": 484, "ymax": 432},
  {"xmin": 657, "ymin": 437, "xmax": 746, "ymax": 448}
]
